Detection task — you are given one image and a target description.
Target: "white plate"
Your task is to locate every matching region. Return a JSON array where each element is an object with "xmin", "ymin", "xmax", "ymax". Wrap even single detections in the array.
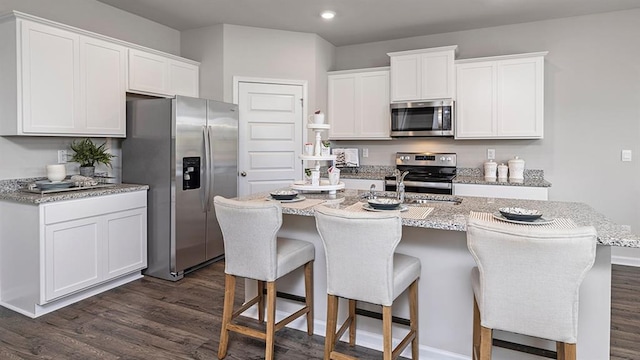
[
  {"xmin": 492, "ymin": 212, "xmax": 554, "ymax": 225},
  {"xmin": 271, "ymin": 195, "xmax": 306, "ymax": 203},
  {"xmin": 362, "ymin": 203, "xmax": 408, "ymax": 212}
]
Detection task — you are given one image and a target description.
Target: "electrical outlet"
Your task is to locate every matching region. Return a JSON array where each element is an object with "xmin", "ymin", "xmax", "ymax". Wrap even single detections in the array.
[
  {"xmin": 57, "ymin": 150, "xmax": 67, "ymax": 164},
  {"xmin": 362, "ymin": 148, "xmax": 369, "ymax": 158},
  {"xmin": 487, "ymin": 149, "xmax": 495, "ymax": 160},
  {"xmin": 621, "ymin": 150, "xmax": 632, "ymax": 162}
]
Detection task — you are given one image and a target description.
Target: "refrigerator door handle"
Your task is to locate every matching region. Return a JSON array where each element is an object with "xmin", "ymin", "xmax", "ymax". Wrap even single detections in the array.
[
  {"xmin": 202, "ymin": 125, "xmax": 211, "ymax": 212},
  {"xmin": 207, "ymin": 125, "xmax": 215, "ymax": 210}
]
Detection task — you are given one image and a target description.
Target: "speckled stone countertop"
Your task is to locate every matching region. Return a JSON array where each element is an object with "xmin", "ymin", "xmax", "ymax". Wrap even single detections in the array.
[
  {"xmin": 242, "ymin": 189, "xmax": 639, "ymax": 248},
  {"xmin": 454, "ymin": 168, "xmax": 551, "ymax": 187},
  {"xmin": 0, "ymin": 178, "xmax": 149, "ymax": 204},
  {"xmin": 326, "ymin": 166, "xmax": 551, "ymax": 187}
]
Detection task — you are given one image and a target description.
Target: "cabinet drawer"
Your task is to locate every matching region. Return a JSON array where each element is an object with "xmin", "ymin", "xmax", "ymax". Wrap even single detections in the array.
[{"xmin": 43, "ymin": 191, "xmax": 146, "ymax": 225}]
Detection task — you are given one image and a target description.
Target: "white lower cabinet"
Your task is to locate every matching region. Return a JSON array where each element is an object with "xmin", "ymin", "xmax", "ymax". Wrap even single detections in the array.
[
  {"xmin": 0, "ymin": 191, "xmax": 147, "ymax": 317},
  {"xmin": 453, "ymin": 183, "xmax": 548, "ymax": 200},
  {"xmin": 341, "ymin": 178, "xmax": 385, "ymax": 191}
]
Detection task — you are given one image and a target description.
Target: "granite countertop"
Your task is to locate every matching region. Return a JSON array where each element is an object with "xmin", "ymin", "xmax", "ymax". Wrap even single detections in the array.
[
  {"xmin": 0, "ymin": 179, "xmax": 149, "ymax": 204},
  {"xmin": 453, "ymin": 168, "xmax": 551, "ymax": 187},
  {"xmin": 242, "ymin": 189, "xmax": 639, "ymax": 248},
  {"xmin": 331, "ymin": 166, "xmax": 552, "ymax": 188}
]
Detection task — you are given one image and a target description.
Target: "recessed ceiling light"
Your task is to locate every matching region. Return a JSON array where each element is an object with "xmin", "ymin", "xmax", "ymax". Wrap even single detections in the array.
[{"xmin": 321, "ymin": 11, "xmax": 336, "ymax": 20}]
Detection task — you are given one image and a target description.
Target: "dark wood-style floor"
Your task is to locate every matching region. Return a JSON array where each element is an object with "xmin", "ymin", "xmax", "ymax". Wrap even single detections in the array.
[{"xmin": 0, "ymin": 262, "xmax": 638, "ymax": 359}]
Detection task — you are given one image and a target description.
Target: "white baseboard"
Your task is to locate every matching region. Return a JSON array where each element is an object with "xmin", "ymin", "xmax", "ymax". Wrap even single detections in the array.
[
  {"xmin": 243, "ymin": 308, "xmax": 470, "ymax": 360},
  {"xmin": 612, "ymin": 254, "xmax": 640, "ymax": 267}
]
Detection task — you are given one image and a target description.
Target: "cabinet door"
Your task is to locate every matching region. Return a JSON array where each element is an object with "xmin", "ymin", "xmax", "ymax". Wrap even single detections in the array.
[
  {"xmin": 80, "ymin": 36, "xmax": 126, "ymax": 137},
  {"xmin": 421, "ymin": 51, "xmax": 454, "ymax": 100},
  {"xmin": 358, "ymin": 71, "xmax": 390, "ymax": 138},
  {"xmin": 455, "ymin": 62, "xmax": 497, "ymax": 138},
  {"xmin": 328, "ymin": 74, "xmax": 357, "ymax": 138},
  {"xmin": 497, "ymin": 57, "xmax": 544, "ymax": 138},
  {"xmin": 169, "ymin": 59, "xmax": 199, "ymax": 97},
  {"xmin": 390, "ymin": 54, "xmax": 420, "ymax": 102},
  {"xmin": 44, "ymin": 217, "xmax": 102, "ymax": 301},
  {"xmin": 21, "ymin": 21, "xmax": 80, "ymax": 134},
  {"xmin": 104, "ymin": 208, "xmax": 147, "ymax": 279},
  {"xmin": 128, "ymin": 49, "xmax": 169, "ymax": 95}
]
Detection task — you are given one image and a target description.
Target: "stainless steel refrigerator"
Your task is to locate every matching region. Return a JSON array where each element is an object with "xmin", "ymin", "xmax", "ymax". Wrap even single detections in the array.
[{"xmin": 122, "ymin": 96, "xmax": 238, "ymax": 281}]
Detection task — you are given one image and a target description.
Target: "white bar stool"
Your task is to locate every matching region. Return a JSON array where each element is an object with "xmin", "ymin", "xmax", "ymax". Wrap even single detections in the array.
[
  {"xmin": 214, "ymin": 196, "xmax": 315, "ymax": 360},
  {"xmin": 466, "ymin": 217, "xmax": 597, "ymax": 360},
  {"xmin": 314, "ymin": 205, "xmax": 421, "ymax": 360}
]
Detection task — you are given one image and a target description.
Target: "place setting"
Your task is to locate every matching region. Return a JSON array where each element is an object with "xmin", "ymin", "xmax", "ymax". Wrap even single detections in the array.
[
  {"xmin": 267, "ymin": 190, "xmax": 327, "ymax": 209},
  {"xmin": 471, "ymin": 208, "xmax": 576, "ymax": 229},
  {"xmin": 343, "ymin": 198, "xmax": 434, "ymax": 220}
]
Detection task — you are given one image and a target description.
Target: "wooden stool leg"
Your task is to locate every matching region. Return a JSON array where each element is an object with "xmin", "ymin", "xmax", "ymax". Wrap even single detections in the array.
[
  {"xmin": 557, "ymin": 342, "xmax": 576, "ymax": 360},
  {"xmin": 473, "ymin": 296, "xmax": 480, "ymax": 360},
  {"xmin": 409, "ymin": 280, "xmax": 419, "ymax": 359},
  {"xmin": 479, "ymin": 325, "xmax": 492, "ymax": 360},
  {"xmin": 348, "ymin": 299, "xmax": 357, "ymax": 346},
  {"xmin": 325, "ymin": 294, "xmax": 339, "ymax": 360},
  {"xmin": 218, "ymin": 274, "xmax": 236, "ymax": 359},
  {"xmin": 304, "ymin": 261, "xmax": 314, "ymax": 335},
  {"xmin": 265, "ymin": 281, "xmax": 277, "ymax": 360},
  {"xmin": 257, "ymin": 280, "xmax": 265, "ymax": 323},
  {"xmin": 382, "ymin": 305, "xmax": 393, "ymax": 360}
]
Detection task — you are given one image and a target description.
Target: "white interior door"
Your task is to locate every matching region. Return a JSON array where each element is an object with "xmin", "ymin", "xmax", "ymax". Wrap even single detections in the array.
[{"xmin": 237, "ymin": 82, "xmax": 303, "ymax": 196}]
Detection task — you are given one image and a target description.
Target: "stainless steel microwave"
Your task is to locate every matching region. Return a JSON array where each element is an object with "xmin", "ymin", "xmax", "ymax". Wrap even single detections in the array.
[{"xmin": 390, "ymin": 100, "xmax": 454, "ymax": 137}]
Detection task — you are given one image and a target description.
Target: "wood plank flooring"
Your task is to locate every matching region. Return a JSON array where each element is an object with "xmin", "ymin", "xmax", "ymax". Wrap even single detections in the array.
[{"xmin": 0, "ymin": 262, "xmax": 638, "ymax": 359}]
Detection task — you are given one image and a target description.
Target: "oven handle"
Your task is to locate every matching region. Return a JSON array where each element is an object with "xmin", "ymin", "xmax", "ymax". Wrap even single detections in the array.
[{"xmin": 384, "ymin": 179, "xmax": 452, "ymax": 189}]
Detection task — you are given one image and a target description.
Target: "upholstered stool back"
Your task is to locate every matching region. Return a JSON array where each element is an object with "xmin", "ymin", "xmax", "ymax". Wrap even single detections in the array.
[
  {"xmin": 466, "ymin": 217, "xmax": 597, "ymax": 343},
  {"xmin": 214, "ymin": 196, "xmax": 282, "ymax": 282},
  {"xmin": 314, "ymin": 204, "xmax": 403, "ymax": 306}
]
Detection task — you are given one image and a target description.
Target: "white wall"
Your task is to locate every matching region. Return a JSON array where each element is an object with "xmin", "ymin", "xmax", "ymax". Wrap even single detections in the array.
[
  {"xmin": 333, "ymin": 10, "xmax": 640, "ymax": 242},
  {"xmin": 181, "ymin": 24, "xmax": 224, "ymax": 101},
  {"xmin": 0, "ymin": 0, "xmax": 180, "ymax": 180}
]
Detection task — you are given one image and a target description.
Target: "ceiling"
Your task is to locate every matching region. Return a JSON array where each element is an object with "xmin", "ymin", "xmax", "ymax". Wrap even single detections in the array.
[{"xmin": 97, "ymin": 0, "xmax": 640, "ymax": 47}]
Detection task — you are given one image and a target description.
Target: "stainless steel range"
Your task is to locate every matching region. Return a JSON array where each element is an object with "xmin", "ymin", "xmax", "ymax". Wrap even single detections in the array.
[{"xmin": 385, "ymin": 152, "xmax": 457, "ymax": 195}]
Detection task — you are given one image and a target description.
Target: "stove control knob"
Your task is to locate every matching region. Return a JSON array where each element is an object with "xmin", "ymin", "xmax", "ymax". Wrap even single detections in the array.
[
  {"xmin": 440, "ymin": 157, "xmax": 446, "ymax": 162},
  {"xmin": 446, "ymin": 157, "xmax": 452, "ymax": 162}
]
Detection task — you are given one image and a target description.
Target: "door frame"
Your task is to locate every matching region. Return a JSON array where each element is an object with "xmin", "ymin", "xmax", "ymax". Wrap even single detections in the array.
[{"xmin": 232, "ymin": 76, "xmax": 309, "ymax": 177}]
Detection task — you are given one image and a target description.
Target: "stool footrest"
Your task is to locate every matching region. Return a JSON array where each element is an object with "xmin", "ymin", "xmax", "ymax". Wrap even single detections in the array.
[
  {"xmin": 275, "ymin": 305, "xmax": 311, "ymax": 331},
  {"xmin": 392, "ymin": 329, "xmax": 417, "ymax": 359}
]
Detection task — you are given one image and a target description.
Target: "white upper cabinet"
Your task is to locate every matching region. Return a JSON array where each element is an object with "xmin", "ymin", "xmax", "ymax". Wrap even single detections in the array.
[
  {"xmin": 328, "ymin": 67, "xmax": 391, "ymax": 140},
  {"xmin": 455, "ymin": 52, "xmax": 547, "ymax": 139},
  {"xmin": 128, "ymin": 49, "xmax": 199, "ymax": 98},
  {"xmin": 0, "ymin": 11, "xmax": 199, "ymax": 137},
  {"xmin": 388, "ymin": 46, "xmax": 457, "ymax": 102},
  {"xmin": 80, "ymin": 36, "xmax": 127, "ymax": 136}
]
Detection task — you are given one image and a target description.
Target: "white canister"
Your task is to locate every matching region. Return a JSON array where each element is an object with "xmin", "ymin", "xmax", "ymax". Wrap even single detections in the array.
[
  {"xmin": 483, "ymin": 160, "xmax": 497, "ymax": 181},
  {"xmin": 46, "ymin": 164, "xmax": 66, "ymax": 182},
  {"xmin": 311, "ymin": 170, "xmax": 320, "ymax": 186},
  {"xmin": 497, "ymin": 163, "xmax": 508, "ymax": 180},
  {"xmin": 304, "ymin": 143, "xmax": 314, "ymax": 156},
  {"xmin": 309, "ymin": 112, "xmax": 325, "ymax": 124},
  {"xmin": 508, "ymin": 156, "xmax": 525, "ymax": 181}
]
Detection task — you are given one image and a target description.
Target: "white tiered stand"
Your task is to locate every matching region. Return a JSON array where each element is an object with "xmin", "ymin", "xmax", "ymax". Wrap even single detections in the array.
[{"xmin": 290, "ymin": 123, "xmax": 345, "ymax": 195}]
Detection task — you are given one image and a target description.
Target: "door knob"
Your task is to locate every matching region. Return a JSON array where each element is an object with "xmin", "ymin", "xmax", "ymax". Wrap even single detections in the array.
[{"xmin": 240, "ymin": 171, "xmax": 247, "ymax": 177}]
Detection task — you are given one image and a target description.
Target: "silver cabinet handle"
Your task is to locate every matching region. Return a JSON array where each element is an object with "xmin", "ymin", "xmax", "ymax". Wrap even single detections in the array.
[{"xmin": 240, "ymin": 171, "xmax": 247, "ymax": 177}]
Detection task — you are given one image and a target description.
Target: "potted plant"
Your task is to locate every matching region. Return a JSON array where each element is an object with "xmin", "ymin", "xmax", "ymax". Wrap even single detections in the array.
[{"xmin": 69, "ymin": 138, "xmax": 115, "ymax": 177}]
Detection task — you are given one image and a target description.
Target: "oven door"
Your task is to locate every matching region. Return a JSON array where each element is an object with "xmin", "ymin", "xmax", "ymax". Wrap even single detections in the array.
[
  {"xmin": 390, "ymin": 100, "xmax": 453, "ymax": 137},
  {"xmin": 385, "ymin": 179, "xmax": 453, "ymax": 195}
]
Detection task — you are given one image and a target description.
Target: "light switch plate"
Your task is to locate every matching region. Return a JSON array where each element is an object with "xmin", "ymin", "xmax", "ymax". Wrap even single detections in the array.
[
  {"xmin": 487, "ymin": 149, "xmax": 495, "ymax": 160},
  {"xmin": 362, "ymin": 148, "xmax": 369, "ymax": 158},
  {"xmin": 621, "ymin": 150, "xmax": 632, "ymax": 162},
  {"xmin": 57, "ymin": 150, "xmax": 67, "ymax": 164}
]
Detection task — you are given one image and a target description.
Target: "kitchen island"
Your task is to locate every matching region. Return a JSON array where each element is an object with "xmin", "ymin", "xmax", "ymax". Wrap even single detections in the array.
[{"xmin": 239, "ymin": 189, "xmax": 639, "ymax": 360}]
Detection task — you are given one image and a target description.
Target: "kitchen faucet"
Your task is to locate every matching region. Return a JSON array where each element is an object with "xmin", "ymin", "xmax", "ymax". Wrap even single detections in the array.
[
  {"xmin": 369, "ymin": 183, "xmax": 377, "ymax": 199},
  {"xmin": 394, "ymin": 169, "xmax": 409, "ymax": 203}
]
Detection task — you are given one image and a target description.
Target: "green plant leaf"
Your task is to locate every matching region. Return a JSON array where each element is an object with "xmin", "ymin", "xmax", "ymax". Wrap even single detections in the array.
[{"xmin": 69, "ymin": 138, "xmax": 115, "ymax": 168}]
